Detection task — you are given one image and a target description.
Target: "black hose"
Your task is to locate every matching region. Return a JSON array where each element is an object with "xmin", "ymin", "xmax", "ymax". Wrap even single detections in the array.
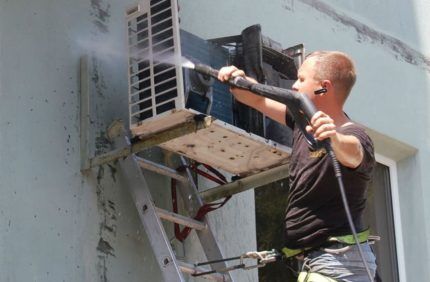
[{"xmin": 325, "ymin": 143, "xmax": 374, "ymax": 282}]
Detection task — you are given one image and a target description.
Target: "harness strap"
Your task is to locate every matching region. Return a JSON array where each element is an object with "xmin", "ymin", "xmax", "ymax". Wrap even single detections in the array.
[
  {"xmin": 328, "ymin": 229, "xmax": 370, "ymax": 245},
  {"xmin": 282, "ymin": 229, "xmax": 371, "ymax": 259},
  {"xmin": 281, "ymin": 246, "xmax": 312, "ymax": 259}
]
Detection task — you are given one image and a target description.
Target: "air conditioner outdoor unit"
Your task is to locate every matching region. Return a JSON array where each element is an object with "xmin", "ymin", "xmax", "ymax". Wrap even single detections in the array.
[
  {"xmin": 125, "ymin": 0, "xmax": 298, "ymax": 176},
  {"xmin": 127, "ymin": 0, "xmax": 185, "ymax": 132}
]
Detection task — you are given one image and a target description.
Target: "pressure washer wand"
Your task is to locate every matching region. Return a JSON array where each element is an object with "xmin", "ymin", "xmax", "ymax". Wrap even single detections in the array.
[
  {"xmin": 194, "ymin": 63, "xmax": 324, "ymax": 149},
  {"xmin": 193, "ymin": 63, "xmax": 318, "ymax": 122}
]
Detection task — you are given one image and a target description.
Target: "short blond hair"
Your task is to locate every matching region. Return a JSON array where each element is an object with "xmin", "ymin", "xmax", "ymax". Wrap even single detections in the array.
[{"xmin": 306, "ymin": 51, "xmax": 356, "ymax": 100}]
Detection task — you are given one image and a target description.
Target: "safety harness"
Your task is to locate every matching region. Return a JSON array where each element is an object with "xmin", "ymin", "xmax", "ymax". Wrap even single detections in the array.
[
  {"xmin": 281, "ymin": 229, "xmax": 372, "ymax": 259},
  {"xmin": 282, "ymin": 229, "xmax": 379, "ymax": 282}
]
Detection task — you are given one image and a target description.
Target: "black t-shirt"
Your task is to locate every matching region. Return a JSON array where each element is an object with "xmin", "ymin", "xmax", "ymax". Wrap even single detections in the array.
[{"xmin": 284, "ymin": 116, "xmax": 375, "ymax": 249}]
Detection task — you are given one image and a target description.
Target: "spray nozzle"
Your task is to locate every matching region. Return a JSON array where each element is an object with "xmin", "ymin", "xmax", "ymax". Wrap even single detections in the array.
[{"xmin": 193, "ymin": 63, "xmax": 220, "ymax": 79}]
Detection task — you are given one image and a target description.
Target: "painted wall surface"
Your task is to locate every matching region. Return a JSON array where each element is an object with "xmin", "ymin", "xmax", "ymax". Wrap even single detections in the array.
[
  {"xmin": 178, "ymin": 0, "xmax": 429, "ymax": 281},
  {"xmin": 0, "ymin": 0, "xmax": 257, "ymax": 281}
]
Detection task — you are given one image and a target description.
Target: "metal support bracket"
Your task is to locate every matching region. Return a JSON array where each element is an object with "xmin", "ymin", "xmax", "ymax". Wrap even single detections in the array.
[
  {"xmin": 200, "ymin": 163, "xmax": 290, "ymax": 203},
  {"xmin": 87, "ymin": 115, "xmax": 213, "ymax": 169},
  {"xmin": 80, "ymin": 55, "xmax": 92, "ymax": 172}
]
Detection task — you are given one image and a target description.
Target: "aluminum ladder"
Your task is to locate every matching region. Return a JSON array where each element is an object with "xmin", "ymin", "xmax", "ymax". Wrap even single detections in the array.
[{"xmin": 111, "ymin": 125, "xmax": 233, "ymax": 282}]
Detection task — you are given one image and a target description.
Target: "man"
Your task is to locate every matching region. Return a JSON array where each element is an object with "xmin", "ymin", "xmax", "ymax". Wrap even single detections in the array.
[{"xmin": 218, "ymin": 51, "xmax": 377, "ymax": 281}]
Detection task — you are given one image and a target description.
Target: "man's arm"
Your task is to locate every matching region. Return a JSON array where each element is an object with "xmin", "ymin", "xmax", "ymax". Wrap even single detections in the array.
[
  {"xmin": 307, "ymin": 111, "xmax": 364, "ymax": 168},
  {"xmin": 218, "ymin": 66, "xmax": 288, "ymax": 126},
  {"xmin": 330, "ymin": 133, "xmax": 363, "ymax": 169}
]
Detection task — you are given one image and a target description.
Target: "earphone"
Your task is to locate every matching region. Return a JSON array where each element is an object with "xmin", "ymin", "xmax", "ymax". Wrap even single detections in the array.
[{"xmin": 314, "ymin": 88, "xmax": 327, "ymax": 95}]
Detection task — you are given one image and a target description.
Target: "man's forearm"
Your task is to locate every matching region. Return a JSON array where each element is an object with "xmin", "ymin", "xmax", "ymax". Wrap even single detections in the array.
[{"xmin": 330, "ymin": 133, "xmax": 363, "ymax": 168}]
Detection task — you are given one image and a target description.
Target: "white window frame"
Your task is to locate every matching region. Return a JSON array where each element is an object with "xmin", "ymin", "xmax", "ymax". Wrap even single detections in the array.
[{"xmin": 375, "ymin": 153, "xmax": 406, "ymax": 282}]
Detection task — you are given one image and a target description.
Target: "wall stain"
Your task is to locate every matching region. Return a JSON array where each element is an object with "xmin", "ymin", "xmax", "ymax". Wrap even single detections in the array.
[
  {"xmin": 90, "ymin": 0, "xmax": 111, "ymax": 33},
  {"xmin": 91, "ymin": 56, "xmax": 108, "ymax": 98},
  {"xmin": 107, "ymin": 164, "xmax": 117, "ymax": 182},
  {"xmin": 298, "ymin": 0, "xmax": 430, "ymax": 71},
  {"xmin": 95, "ymin": 165, "xmax": 118, "ymax": 281},
  {"xmin": 282, "ymin": 0, "xmax": 295, "ymax": 11},
  {"xmin": 95, "ymin": 133, "xmax": 110, "ymax": 155},
  {"xmin": 97, "ymin": 237, "xmax": 115, "ymax": 256},
  {"xmin": 97, "ymin": 255, "xmax": 108, "ymax": 282},
  {"xmin": 96, "ymin": 165, "xmax": 105, "ymax": 185}
]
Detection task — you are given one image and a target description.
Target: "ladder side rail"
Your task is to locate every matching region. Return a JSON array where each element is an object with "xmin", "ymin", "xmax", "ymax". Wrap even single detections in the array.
[{"xmin": 114, "ymin": 135, "xmax": 185, "ymax": 282}]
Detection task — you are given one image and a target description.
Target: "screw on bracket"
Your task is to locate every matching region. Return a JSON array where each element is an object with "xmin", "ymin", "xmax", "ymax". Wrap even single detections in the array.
[{"xmin": 142, "ymin": 204, "xmax": 148, "ymax": 213}]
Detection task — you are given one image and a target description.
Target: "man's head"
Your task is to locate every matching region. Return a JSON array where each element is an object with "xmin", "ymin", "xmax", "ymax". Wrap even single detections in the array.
[
  {"xmin": 305, "ymin": 51, "xmax": 357, "ymax": 102},
  {"xmin": 292, "ymin": 51, "xmax": 356, "ymax": 108}
]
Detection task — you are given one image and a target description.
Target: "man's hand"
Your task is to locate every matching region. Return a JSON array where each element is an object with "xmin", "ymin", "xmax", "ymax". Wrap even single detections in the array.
[
  {"xmin": 306, "ymin": 111, "xmax": 337, "ymax": 141},
  {"xmin": 217, "ymin": 65, "xmax": 287, "ymax": 125},
  {"xmin": 217, "ymin": 66, "xmax": 245, "ymax": 82},
  {"xmin": 217, "ymin": 66, "xmax": 258, "ymax": 84}
]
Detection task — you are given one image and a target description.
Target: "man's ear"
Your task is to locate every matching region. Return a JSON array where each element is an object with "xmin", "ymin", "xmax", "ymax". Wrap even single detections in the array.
[{"xmin": 322, "ymin": 80, "xmax": 332, "ymax": 91}]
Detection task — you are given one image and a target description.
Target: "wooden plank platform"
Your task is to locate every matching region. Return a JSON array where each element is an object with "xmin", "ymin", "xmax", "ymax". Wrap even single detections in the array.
[{"xmin": 131, "ymin": 109, "xmax": 291, "ymax": 176}]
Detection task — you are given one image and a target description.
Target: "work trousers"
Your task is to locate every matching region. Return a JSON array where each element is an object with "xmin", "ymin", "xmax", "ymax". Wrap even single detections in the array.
[{"xmin": 300, "ymin": 242, "xmax": 377, "ymax": 282}]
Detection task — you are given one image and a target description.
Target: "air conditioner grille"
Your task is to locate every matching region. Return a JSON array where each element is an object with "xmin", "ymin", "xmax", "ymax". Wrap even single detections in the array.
[{"xmin": 127, "ymin": 0, "xmax": 184, "ymax": 129}]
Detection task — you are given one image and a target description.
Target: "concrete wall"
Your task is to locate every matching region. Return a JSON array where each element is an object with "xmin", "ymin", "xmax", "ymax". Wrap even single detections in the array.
[
  {"xmin": 0, "ymin": 0, "xmax": 257, "ymax": 281},
  {"xmin": 179, "ymin": 0, "xmax": 429, "ymax": 280}
]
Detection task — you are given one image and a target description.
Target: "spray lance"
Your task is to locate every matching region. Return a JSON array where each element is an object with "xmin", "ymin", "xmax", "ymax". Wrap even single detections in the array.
[
  {"xmin": 193, "ymin": 63, "xmax": 322, "ymax": 148},
  {"xmin": 192, "ymin": 63, "xmax": 375, "ymax": 282}
]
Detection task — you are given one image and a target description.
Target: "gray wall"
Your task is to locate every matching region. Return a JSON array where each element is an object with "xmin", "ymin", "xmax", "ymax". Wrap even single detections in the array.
[
  {"xmin": 0, "ymin": 0, "xmax": 144, "ymax": 281},
  {"xmin": 178, "ymin": 0, "xmax": 429, "ymax": 281},
  {"xmin": 0, "ymin": 0, "xmax": 257, "ymax": 281}
]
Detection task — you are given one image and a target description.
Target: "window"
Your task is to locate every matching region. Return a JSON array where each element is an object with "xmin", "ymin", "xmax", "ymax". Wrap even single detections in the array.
[{"xmin": 366, "ymin": 156, "xmax": 406, "ymax": 281}]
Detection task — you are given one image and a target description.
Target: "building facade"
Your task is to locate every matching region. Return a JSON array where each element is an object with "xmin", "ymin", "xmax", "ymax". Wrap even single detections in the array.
[{"xmin": 0, "ymin": 0, "xmax": 428, "ymax": 281}]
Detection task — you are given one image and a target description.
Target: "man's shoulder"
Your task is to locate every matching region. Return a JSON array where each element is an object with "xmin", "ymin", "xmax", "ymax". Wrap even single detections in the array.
[{"xmin": 338, "ymin": 122, "xmax": 369, "ymax": 138}]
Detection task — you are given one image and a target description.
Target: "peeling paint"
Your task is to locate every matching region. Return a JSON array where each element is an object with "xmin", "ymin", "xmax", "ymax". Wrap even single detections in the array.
[{"xmin": 298, "ymin": 0, "xmax": 430, "ymax": 71}]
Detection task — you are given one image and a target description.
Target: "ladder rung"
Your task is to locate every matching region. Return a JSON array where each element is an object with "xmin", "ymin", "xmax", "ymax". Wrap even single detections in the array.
[
  {"xmin": 177, "ymin": 261, "xmax": 227, "ymax": 282},
  {"xmin": 136, "ymin": 156, "xmax": 188, "ymax": 182},
  {"xmin": 155, "ymin": 207, "xmax": 207, "ymax": 231}
]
